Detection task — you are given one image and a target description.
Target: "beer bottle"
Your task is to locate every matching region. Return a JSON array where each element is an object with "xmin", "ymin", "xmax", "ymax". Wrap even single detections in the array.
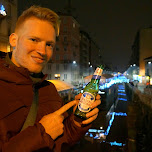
[{"xmin": 74, "ymin": 65, "xmax": 104, "ymax": 120}]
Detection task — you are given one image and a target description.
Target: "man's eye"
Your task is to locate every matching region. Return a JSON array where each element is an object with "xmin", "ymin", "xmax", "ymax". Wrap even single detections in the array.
[
  {"xmin": 30, "ymin": 38, "xmax": 37, "ymax": 42},
  {"xmin": 47, "ymin": 43, "xmax": 54, "ymax": 48}
]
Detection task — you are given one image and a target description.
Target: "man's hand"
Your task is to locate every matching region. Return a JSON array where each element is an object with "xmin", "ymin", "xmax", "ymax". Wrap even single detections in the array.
[
  {"xmin": 74, "ymin": 93, "xmax": 101, "ymax": 127},
  {"xmin": 39, "ymin": 100, "xmax": 76, "ymax": 140}
]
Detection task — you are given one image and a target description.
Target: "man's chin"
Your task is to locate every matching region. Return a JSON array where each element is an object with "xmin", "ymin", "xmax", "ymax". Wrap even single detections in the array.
[{"xmin": 28, "ymin": 67, "xmax": 43, "ymax": 74}]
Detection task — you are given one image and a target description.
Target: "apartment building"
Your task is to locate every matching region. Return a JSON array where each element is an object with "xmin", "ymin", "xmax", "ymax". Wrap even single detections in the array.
[
  {"xmin": 43, "ymin": 13, "xmax": 81, "ymax": 85},
  {"xmin": 0, "ymin": 0, "xmax": 17, "ymax": 52},
  {"xmin": 130, "ymin": 27, "xmax": 152, "ymax": 76}
]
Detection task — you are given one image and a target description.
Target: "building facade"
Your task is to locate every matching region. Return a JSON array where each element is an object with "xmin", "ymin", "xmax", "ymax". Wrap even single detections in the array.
[
  {"xmin": 130, "ymin": 27, "xmax": 152, "ymax": 76},
  {"xmin": 79, "ymin": 30, "xmax": 90, "ymax": 77},
  {"xmin": 144, "ymin": 56, "xmax": 152, "ymax": 77},
  {"xmin": 43, "ymin": 13, "xmax": 81, "ymax": 85},
  {"xmin": 43, "ymin": 13, "xmax": 103, "ymax": 85},
  {"xmin": 0, "ymin": 0, "xmax": 17, "ymax": 52}
]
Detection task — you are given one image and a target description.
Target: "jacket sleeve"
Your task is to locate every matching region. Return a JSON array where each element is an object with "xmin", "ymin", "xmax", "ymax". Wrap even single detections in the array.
[
  {"xmin": 0, "ymin": 123, "xmax": 54, "ymax": 152},
  {"xmin": 54, "ymin": 114, "xmax": 91, "ymax": 151}
]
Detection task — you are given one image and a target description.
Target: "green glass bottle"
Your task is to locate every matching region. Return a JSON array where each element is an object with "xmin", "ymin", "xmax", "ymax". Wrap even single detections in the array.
[{"xmin": 74, "ymin": 65, "xmax": 104, "ymax": 120}]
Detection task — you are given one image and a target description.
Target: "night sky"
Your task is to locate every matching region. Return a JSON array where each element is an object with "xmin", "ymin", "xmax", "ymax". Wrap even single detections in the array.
[{"xmin": 18, "ymin": 0, "xmax": 152, "ymax": 72}]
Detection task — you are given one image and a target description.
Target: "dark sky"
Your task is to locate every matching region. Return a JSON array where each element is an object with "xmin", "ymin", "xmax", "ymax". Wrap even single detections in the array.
[{"xmin": 18, "ymin": 0, "xmax": 152, "ymax": 72}]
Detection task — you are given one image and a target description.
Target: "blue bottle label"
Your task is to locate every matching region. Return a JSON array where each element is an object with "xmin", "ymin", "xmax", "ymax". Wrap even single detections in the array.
[{"xmin": 78, "ymin": 92, "xmax": 95, "ymax": 112}]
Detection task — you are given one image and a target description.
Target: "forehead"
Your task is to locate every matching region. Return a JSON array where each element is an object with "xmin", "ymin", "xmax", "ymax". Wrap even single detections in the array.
[{"xmin": 17, "ymin": 17, "xmax": 56, "ymax": 38}]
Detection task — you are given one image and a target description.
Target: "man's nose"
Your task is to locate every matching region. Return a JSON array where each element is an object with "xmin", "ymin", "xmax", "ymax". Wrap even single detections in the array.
[{"xmin": 37, "ymin": 42, "xmax": 46, "ymax": 55}]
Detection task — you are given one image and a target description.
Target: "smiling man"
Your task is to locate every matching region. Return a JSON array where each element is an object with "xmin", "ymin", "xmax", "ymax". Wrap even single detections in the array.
[
  {"xmin": 0, "ymin": 6, "xmax": 101, "ymax": 152},
  {"xmin": 10, "ymin": 17, "xmax": 56, "ymax": 73}
]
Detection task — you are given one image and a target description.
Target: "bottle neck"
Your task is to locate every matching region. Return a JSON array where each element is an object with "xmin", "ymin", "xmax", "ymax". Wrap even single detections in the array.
[
  {"xmin": 91, "ymin": 67, "xmax": 103, "ymax": 85},
  {"xmin": 91, "ymin": 77, "xmax": 100, "ymax": 84}
]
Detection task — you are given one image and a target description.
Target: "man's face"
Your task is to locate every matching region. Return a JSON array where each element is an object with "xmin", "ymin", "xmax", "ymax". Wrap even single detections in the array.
[{"xmin": 10, "ymin": 17, "xmax": 56, "ymax": 73}]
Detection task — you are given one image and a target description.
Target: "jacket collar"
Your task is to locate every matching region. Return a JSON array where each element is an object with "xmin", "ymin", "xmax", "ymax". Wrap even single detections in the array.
[{"xmin": 0, "ymin": 51, "xmax": 47, "ymax": 85}]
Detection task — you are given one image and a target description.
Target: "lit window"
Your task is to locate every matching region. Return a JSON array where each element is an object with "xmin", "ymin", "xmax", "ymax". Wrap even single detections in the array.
[
  {"xmin": 54, "ymin": 74, "xmax": 60, "ymax": 79},
  {"xmin": 73, "ymin": 22, "xmax": 75, "ymax": 28}
]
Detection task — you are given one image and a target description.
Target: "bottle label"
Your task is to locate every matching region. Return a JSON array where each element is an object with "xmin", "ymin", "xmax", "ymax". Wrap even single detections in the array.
[
  {"xmin": 92, "ymin": 67, "xmax": 103, "ymax": 80},
  {"xmin": 78, "ymin": 92, "xmax": 95, "ymax": 112}
]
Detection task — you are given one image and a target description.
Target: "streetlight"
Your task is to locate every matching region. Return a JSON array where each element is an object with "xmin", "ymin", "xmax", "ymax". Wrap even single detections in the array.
[{"xmin": 73, "ymin": 61, "xmax": 76, "ymax": 64}]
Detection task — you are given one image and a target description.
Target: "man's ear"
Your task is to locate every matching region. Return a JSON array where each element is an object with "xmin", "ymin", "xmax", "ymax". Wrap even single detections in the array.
[{"xmin": 9, "ymin": 33, "xmax": 18, "ymax": 47}]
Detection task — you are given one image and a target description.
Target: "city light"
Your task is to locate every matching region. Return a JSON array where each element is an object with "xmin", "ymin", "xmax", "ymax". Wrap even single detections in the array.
[
  {"xmin": 0, "ymin": 5, "xmax": 6, "ymax": 16},
  {"xmin": 118, "ymin": 90, "xmax": 125, "ymax": 92},
  {"xmin": 148, "ymin": 61, "xmax": 151, "ymax": 64},
  {"xmin": 73, "ymin": 61, "xmax": 76, "ymax": 64},
  {"xmin": 118, "ymin": 98, "xmax": 127, "ymax": 101},
  {"xmin": 110, "ymin": 112, "xmax": 127, "ymax": 116},
  {"xmin": 118, "ymin": 93, "xmax": 126, "ymax": 96},
  {"xmin": 109, "ymin": 141, "xmax": 126, "ymax": 146},
  {"xmin": 104, "ymin": 112, "xmax": 115, "ymax": 136}
]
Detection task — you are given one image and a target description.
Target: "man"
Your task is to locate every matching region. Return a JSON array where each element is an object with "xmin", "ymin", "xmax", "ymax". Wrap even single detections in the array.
[{"xmin": 0, "ymin": 6, "xmax": 101, "ymax": 152}]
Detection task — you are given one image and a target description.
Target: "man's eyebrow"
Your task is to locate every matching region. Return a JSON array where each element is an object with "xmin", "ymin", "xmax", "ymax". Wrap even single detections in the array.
[
  {"xmin": 29, "ymin": 36, "xmax": 55, "ymax": 44},
  {"xmin": 47, "ymin": 40, "xmax": 55, "ymax": 43}
]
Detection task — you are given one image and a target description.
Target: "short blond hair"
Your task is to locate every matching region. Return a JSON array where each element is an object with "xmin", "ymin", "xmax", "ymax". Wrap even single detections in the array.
[{"xmin": 15, "ymin": 5, "xmax": 60, "ymax": 36}]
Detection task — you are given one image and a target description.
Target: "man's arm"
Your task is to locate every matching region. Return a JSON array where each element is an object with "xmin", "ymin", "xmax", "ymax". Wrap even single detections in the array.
[{"xmin": 0, "ymin": 122, "xmax": 55, "ymax": 152}]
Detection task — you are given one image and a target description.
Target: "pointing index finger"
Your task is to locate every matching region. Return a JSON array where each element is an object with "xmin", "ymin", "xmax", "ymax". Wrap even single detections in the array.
[{"xmin": 55, "ymin": 100, "xmax": 76, "ymax": 115}]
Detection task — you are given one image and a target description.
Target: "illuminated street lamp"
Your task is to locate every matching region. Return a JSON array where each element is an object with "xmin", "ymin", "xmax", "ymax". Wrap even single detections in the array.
[{"xmin": 73, "ymin": 61, "xmax": 76, "ymax": 64}]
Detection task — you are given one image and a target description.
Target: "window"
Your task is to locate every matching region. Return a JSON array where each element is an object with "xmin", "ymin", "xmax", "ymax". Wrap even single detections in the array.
[
  {"xmin": 64, "ymin": 36, "xmax": 67, "ymax": 42},
  {"xmin": 47, "ymin": 64, "xmax": 51, "ymax": 70},
  {"xmin": 64, "ymin": 46, "xmax": 67, "ymax": 51},
  {"xmin": 64, "ymin": 54, "xmax": 67, "ymax": 60},
  {"xmin": 73, "ymin": 22, "xmax": 75, "ymax": 28},
  {"xmin": 63, "ymin": 18, "xmax": 67, "ymax": 24},
  {"xmin": 64, "ymin": 64, "xmax": 68, "ymax": 70},
  {"xmin": 7, "ymin": 4, "xmax": 11, "ymax": 17},
  {"xmin": 64, "ymin": 74, "xmax": 67, "ymax": 80},
  {"xmin": 48, "ymin": 74, "xmax": 51, "ymax": 79},
  {"xmin": 56, "ymin": 37, "xmax": 59, "ymax": 41},
  {"xmin": 56, "ymin": 54, "xmax": 60, "ymax": 60},
  {"xmin": 56, "ymin": 45, "xmax": 59, "ymax": 51},
  {"xmin": 73, "ymin": 51, "xmax": 76, "ymax": 57},
  {"xmin": 63, "ymin": 27, "xmax": 67, "ymax": 33},
  {"xmin": 56, "ymin": 64, "xmax": 59, "ymax": 71},
  {"xmin": 146, "ymin": 69, "xmax": 149, "ymax": 76},
  {"xmin": 7, "ymin": 26, "xmax": 11, "ymax": 36}
]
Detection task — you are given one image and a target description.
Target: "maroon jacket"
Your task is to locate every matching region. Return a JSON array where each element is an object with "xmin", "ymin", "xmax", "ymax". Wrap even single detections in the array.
[{"xmin": 0, "ymin": 52, "xmax": 90, "ymax": 152}]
